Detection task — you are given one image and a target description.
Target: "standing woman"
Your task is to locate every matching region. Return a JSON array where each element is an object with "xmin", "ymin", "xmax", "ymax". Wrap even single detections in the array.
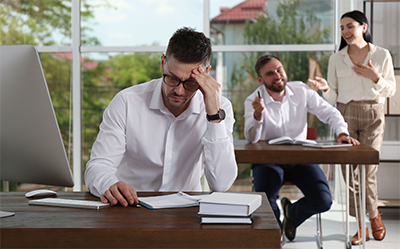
[{"xmin": 309, "ymin": 10, "xmax": 396, "ymax": 245}]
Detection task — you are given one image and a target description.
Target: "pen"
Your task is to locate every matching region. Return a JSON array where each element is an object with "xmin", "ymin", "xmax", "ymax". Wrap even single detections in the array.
[{"xmin": 257, "ymin": 91, "xmax": 261, "ymax": 98}]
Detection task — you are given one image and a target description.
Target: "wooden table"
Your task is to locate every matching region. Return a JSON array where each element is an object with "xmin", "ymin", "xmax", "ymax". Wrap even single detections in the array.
[
  {"xmin": 0, "ymin": 191, "xmax": 281, "ymax": 249},
  {"xmin": 234, "ymin": 140, "xmax": 379, "ymax": 165},
  {"xmin": 234, "ymin": 140, "xmax": 380, "ymax": 249}
]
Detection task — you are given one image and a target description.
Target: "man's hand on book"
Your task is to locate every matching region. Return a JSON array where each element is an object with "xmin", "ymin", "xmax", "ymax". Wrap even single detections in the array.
[{"xmin": 101, "ymin": 181, "xmax": 139, "ymax": 207}]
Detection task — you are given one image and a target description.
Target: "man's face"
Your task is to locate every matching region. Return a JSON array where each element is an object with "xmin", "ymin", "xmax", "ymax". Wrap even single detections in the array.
[
  {"xmin": 160, "ymin": 55, "xmax": 203, "ymax": 114},
  {"xmin": 257, "ymin": 59, "xmax": 287, "ymax": 93}
]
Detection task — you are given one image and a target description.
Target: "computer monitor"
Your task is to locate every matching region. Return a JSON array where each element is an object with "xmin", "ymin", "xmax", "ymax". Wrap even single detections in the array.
[{"xmin": 0, "ymin": 45, "xmax": 74, "ymax": 189}]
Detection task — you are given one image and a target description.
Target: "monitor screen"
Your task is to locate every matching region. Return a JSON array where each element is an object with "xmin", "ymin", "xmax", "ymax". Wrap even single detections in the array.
[{"xmin": 0, "ymin": 45, "xmax": 74, "ymax": 187}]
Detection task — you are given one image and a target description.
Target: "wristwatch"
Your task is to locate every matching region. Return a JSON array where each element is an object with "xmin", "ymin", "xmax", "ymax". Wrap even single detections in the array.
[
  {"xmin": 338, "ymin": 132, "xmax": 349, "ymax": 138},
  {"xmin": 206, "ymin": 109, "xmax": 226, "ymax": 122}
]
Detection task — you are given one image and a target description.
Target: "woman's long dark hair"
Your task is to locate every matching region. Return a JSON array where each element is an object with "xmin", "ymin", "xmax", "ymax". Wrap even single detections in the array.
[{"xmin": 339, "ymin": 10, "xmax": 373, "ymax": 51}]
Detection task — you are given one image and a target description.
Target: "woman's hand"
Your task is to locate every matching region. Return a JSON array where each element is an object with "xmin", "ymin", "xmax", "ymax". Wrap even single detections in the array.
[
  {"xmin": 352, "ymin": 60, "xmax": 380, "ymax": 83},
  {"xmin": 308, "ymin": 76, "xmax": 330, "ymax": 91}
]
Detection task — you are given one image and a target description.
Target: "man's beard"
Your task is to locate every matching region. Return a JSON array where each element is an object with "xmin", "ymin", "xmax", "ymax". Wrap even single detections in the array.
[{"xmin": 264, "ymin": 78, "xmax": 286, "ymax": 93}]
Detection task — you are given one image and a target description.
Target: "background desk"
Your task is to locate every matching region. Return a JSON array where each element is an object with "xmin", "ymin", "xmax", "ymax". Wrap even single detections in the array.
[
  {"xmin": 0, "ymin": 191, "xmax": 280, "ymax": 249},
  {"xmin": 234, "ymin": 140, "xmax": 379, "ymax": 165},
  {"xmin": 234, "ymin": 140, "xmax": 380, "ymax": 249}
]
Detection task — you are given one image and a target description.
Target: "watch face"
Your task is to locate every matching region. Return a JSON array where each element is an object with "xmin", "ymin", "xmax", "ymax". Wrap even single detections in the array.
[
  {"xmin": 206, "ymin": 109, "xmax": 226, "ymax": 121},
  {"xmin": 218, "ymin": 109, "xmax": 226, "ymax": 120}
]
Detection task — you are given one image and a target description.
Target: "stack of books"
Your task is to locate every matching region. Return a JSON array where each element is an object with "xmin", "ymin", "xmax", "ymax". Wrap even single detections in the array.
[{"xmin": 198, "ymin": 192, "xmax": 262, "ymax": 224}]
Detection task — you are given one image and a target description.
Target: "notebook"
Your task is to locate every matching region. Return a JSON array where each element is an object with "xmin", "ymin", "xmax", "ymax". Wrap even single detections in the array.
[{"xmin": 138, "ymin": 192, "xmax": 208, "ymax": 209}]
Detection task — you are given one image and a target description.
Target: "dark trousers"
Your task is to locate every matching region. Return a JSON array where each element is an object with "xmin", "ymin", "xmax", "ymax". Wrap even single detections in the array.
[{"xmin": 252, "ymin": 163, "xmax": 332, "ymax": 229}]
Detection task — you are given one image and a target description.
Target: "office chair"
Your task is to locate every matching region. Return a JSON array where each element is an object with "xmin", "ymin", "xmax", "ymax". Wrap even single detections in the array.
[
  {"xmin": 282, "ymin": 127, "xmax": 324, "ymax": 249},
  {"xmin": 251, "ymin": 127, "xmax": 324, "ymax": 249}
]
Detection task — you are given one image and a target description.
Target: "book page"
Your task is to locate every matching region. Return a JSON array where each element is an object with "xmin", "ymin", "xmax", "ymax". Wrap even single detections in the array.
[{"xmin": 268, "ymin": 136, "xmax": 295, "ymax": 145}]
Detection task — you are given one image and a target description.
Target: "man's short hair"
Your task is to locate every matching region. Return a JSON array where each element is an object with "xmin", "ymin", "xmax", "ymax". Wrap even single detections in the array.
[
  {"xmin": 165, "ymin": 27, "xmax": 212, "ymax": 66},
  {"xmin": 254, "ymin": 55, "xmax": 281, "ymax": 77}
]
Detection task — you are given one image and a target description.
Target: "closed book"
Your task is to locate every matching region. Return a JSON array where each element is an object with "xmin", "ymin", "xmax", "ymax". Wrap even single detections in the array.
[
  {"xmin": 198, "ymin": 192, "xmax": 262, "ymax": 216},
  {"xmin": 200, "ymin": 216, "xmax": 252, "ymax": 224}
]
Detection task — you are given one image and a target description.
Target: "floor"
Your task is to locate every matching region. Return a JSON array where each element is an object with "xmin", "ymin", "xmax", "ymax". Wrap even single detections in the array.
[
  {"xmin": 281, "ymin": 201, "xmax": 400, "ymax": 249},
  {"xmin": 229, "ymin": 164, "xmax": 400, "ymax": 249}
]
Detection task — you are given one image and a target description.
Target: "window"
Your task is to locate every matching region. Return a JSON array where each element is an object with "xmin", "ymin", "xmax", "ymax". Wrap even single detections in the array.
[{"xmin": 1, "ymin": 0, "xmax": 341, "ymax": 191}]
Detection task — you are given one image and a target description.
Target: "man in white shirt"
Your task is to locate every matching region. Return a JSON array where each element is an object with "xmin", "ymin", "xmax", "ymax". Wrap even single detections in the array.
[
  {"xmin": 244, "ymin": 55, "xmax": 360, "ymax": 242},
  {"xmin": 85, "ymin": 27, "xmax": 238, "ymax": 207}
]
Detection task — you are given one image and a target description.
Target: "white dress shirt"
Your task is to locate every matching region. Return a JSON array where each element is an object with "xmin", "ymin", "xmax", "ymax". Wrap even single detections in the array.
[
  {"xmin": 244, "ymin": 81, "xmax": 349, "ymax": 143},
  {"xmin": 85, "ymin": 78, "xmax": 238, "ymax": 197},
  {"xmin": 323, "ymin": 43, "xmax": 396, "ymax": 105}
]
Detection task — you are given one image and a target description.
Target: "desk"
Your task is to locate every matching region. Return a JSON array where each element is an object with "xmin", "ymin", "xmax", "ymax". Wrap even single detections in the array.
[
  {"xmin": 234, "ymin": 140, "xmax": 379, "ymax": 165},
  {"xmin": 0, "ymin": 191, "xmax": 281, "ymax": 249},
  {"xmin": 234, "ymin": 140, "xmax": 380, "ymax": 249}
]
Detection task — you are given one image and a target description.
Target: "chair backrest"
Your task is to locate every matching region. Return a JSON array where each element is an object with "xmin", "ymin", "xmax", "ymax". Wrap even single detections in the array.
[{"xmin": 307, "ymin": 127, "xmax": 317, "ymax": 140}]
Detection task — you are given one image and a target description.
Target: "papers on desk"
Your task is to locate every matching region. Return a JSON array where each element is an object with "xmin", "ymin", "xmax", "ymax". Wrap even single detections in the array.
[
  {"xmin": 0, "ymin": 211, "xmax": 15, "ymax": 218},
  {"xmin": 138, "ymin": 192, "xmax": 207, "ymax": 209},
  {"xmin": 268, "ymin": 136, "xmax": 317, "ymax": 145},
  {"xmin": 198, "ymin": 192, "xmax": 261, "ymax": 220},
  {"xmin": 302, "ymin": 142, "xmax": 353, "ymax": 148}
]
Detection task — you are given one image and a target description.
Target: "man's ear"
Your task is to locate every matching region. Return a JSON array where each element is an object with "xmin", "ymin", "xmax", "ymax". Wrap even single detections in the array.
[
  {"xmin": 160, "ymin": 54, "xmax": 165, "ymax": 73},
  {"xmin": 257, "ymin": 76, "xmax": 264, "ymax": 85},
  {"xmin": 205, "ymin": 65, "xmax": 211, "ymax": 73}
]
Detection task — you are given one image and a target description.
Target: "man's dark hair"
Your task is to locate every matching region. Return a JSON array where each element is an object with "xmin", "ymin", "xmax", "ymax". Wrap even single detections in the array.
[
  {"xmin": 339, "ymin": 10, "xmax": 372, "ymax": 51},
  {"xmin": 254, "ymin": 55, "xmax": 281, "ymax": 77},
  {"xmin": 165, "ymin": 27, "xmax": 212, "ymax": 66}
]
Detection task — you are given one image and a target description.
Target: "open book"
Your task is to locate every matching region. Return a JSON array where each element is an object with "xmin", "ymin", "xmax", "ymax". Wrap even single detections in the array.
[
  {"xmin": 268, "ymin": 136, "xmax": 317, "ymax": 145},
  {"xmin": 138, "ymin": 192, "xmax": 207, "ymax": 209}
]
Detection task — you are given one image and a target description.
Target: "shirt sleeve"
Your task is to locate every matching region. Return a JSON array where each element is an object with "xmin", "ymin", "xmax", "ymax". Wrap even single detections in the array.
[
  {"xmin": 243, "ymin": 91, "xmax": 263, "ymax": 143},
  {"xmin": 323, "ymin": 54, "xmax": 339, "ymax": 105},
  {"xmin": 84, "ymin": 92, "xmax": 127, "ymax": 197},
  {"xmin": 202, "ymin": 97, "xmax": 238, "ymax": 192},
  {"xmin": 307, "ymin": 87, "xmax": 349, "ymax": 136},
  {"xmin": 374, "ymin": 50, "xmax": 396, "ymax": 98}
]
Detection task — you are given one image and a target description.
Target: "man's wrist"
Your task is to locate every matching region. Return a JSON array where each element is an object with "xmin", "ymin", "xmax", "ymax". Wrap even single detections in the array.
[{"xmin": 338, "ymin": 132, "xmax": 349, "ymax": 138}]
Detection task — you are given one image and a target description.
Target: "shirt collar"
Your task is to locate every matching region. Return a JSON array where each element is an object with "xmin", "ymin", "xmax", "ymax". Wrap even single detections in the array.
[
  {"xmin": 262, "ymin": 84, "xmax": 294, "ymax": 105},
  {"xmin": 340, "ymin": 43, "xmax": 377, "ymax": 67},
  {"xmin": 339, "ymin": 42, "xmax": 376, "ymax": 57},
  {"xmin": 149, "ymin": 78, "xmax": 202, "ymax": 117}
]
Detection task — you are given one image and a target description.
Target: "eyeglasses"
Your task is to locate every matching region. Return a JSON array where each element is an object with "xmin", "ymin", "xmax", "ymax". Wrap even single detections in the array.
[{"xmin": 162, "ymin": 73, "xmax": 200, "ymax": 91}]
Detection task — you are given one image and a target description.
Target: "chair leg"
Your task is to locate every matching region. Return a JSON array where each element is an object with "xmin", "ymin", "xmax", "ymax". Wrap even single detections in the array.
[{"xmin": 316, "ymin": 213, "xmax": 323, "ymax": 249}]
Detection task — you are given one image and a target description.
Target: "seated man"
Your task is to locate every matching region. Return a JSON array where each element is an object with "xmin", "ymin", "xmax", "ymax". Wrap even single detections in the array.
[
  {"xmin": 244, "ymin": 55, "xmax": 360, "ymax": 242},
  {"xmin": 85, "ymin": 27, "xmax": 238, "ymax": 207}
]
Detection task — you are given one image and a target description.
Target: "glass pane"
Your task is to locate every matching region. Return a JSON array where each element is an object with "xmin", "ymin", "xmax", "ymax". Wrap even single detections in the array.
[
  {"xmin": 213, "ymin": 51, "xmax": 334, "ymax": 140},
  {"xmin": 83, "ymin": 0, "xmax": 203, "ymax": 46},
  {"xmin": 365, "ymin": 2, "xmax": 400, "ymax": 68},
  {"xmin": 81, "ymin": 52, "xmax": 163, "ymax": 174},
  {"xmin": 0, "ymin": 0, "xmax": 72, "ymax": 46},
  {"xmin": 210, "ymin": 0, "xmax": 334, "ymax": 45}
]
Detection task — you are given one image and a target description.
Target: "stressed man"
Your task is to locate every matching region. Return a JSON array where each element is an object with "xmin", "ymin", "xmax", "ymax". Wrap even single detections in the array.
[{"xmin": 85, "ymin": 27, "xmax": 237, "ymax": 207}]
